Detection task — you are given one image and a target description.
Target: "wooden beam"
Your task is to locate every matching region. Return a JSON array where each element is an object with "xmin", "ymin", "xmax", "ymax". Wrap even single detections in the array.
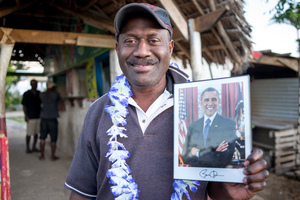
[
  {"xmin": 211, "ymin": 29, "xmax": 233, "ymax": 61},
  {"xmin": 175, "ymin": 42, "xmax": 190, "ymax": 60},
  {"xmin": 191, "ymin": 0, "xmax": 205, "ymax": 15},
  {"xmin": 0, "ymin": 27, "xmax": 14, "ymax": 44},
  {"xmin": 172, "ymin": 29, "xmax": 184, "ymax": 42},
  {"xmin": 248, "ymin": 55, "xmax": 299, "ymax": 71},
  {"xmin": 202, "ymin": 46, "xmax": 217, "ymax": 63},
  {"xmin": 158, "ymin": 0, "xmax": 189, "ymax": 41},
  {"xmin": 172, "ymin": 28, "xmax": 191, "ymax": 59},
  {"xmin": 277, "ymin": 58, "xmax": 298, "ymax": 72},
  {"xmin": 92, "ymin": 5, "xmax": 111, "ymax": 20},
  {"xmin": 79, "ymin": 0, "xmax": 98, "ymax": 11},
  {"xmin": 191, "ymin": 0, "xmax": 233, "ymax": 62},
  {"xmin": 51, "ymin": 3, "xmax": 115, "ymax": 33},
  {"xmin": 194, "ymin": 6, "xmax": 229, "ymax": 33},
  {"xmin": 207, "ymin": 41, "xmax": 241, "ymax": 51},
  {"xmin": 77, "ymin": 36, "xmax": 115, "ymax": 48},
  {"xmin": 0, "ymin": 1, "xmax": 36, "ymax": 18},
  {"xmin": 0, "ymin": 27, "xmax": 116, "ymax": 48},
  {"xmin": 208, "ymin": 0, "xmax": 242, "ymax": 68}
]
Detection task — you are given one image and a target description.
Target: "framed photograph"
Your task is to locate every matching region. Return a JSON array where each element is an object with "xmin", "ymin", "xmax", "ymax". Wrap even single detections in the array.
[{"xmin": 173, "ymin": 75, "xmax": 251, "ymax": 183}]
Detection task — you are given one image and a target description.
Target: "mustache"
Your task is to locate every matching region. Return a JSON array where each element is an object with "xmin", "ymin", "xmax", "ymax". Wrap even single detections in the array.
[{"xmin": 127, "ymin": 58, "xmax": 158, "ymax": 66}]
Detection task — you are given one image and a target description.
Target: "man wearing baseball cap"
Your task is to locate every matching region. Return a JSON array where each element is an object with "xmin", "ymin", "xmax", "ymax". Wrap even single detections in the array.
[{"xmin": 65, "ymin": 3, "xmax": 268, "ymax": 200}]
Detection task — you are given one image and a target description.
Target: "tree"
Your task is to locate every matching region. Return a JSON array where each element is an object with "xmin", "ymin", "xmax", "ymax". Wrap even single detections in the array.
[
  {"xmin": 269, "ymin": 0, "xmax": 300, "ymax": 54},
  {"xmin": 5, "ymin": 62, "xmax": 23, "ymax": 110}
]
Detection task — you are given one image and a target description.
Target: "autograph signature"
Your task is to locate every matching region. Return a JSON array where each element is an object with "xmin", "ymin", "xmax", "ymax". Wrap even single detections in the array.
[{"xmin": 199, "ymin": 169, "xmax": 224, "ymax": 179}]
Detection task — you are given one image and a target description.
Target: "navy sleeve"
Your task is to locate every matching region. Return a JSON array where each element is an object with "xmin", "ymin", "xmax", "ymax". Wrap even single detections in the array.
[{"xmin": 64, "ymin": 113, "xmax": 99, "ymax": 199}]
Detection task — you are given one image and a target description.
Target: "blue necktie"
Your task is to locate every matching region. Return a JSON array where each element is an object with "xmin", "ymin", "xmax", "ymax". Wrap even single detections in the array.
[{"xmin": 203, "ymin": 118, "xmax": 211, "ymax": 147}]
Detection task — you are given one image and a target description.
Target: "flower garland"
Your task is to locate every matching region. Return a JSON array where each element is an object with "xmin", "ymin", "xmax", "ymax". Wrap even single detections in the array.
[{"xmin": 105, "ymin": 74, "xmax": 199, "ymax": 200}]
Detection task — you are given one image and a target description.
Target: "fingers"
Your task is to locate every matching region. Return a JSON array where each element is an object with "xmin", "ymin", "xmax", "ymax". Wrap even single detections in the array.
[
  {"xmin": 220, "ymin": 144, "xmax": 228, "ymax": 152},
  {"xmin": 242, "ymin": 148, "xmax": 269, "ymax": 192},
  {"xmin": 216, "ymin": 141, "xmax": 229, "ymax": 152},
  {"xmin": 191, "ymin": 147, "xmax": 199, "ymax": 156},
  {"xmin": 244, "ymin": 149, "xmax": 263, "ymax": 166},
  {"xmin": 243, "ymin": 169, "xmax": 269, "ymax": 191},
  {"xmin": 244, "ymin": 181, "xmax": 267, "ymax": 192},
  {"xmin": 244, "ymin": 169, "xmax": 269, "ymax": 184},
  {"xmin": 244, "ymin": 158, "xmax": 267, "ymax": 175}
]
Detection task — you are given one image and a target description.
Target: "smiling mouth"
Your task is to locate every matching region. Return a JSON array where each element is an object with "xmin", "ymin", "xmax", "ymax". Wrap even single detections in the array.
[
  {"xmin": 130, "ymin": 64, "xmax": 154, "ymax": 74},
  {"xmin": 206, "ymin": 107, "xmax": 215, "ymax": 110},
  {"xmin": 132, "ymin": 64, "xmax": 153, "ymax": 67}
]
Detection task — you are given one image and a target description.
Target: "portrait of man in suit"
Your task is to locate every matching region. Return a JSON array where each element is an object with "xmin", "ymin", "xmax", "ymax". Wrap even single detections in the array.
[{"xmin": 182, "ymin": 87, "xmax": 237, "ymax": 168}]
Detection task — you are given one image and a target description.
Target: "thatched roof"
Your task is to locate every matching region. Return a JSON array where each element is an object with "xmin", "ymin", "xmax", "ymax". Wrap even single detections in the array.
[{"xmin": 0, "ymin": 0, "xmax": 252, "ymax": 74}]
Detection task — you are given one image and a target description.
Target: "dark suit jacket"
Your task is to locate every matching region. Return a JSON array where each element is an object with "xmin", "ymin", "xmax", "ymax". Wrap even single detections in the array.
[{"xmin": 182, "ymin": 114, "xmax": 237, "ymax": 168}]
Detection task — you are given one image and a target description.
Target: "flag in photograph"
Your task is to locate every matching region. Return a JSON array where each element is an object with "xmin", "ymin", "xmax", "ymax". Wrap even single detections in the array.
[{"xmin": 178, "ymin": 88, "xmax": 188, "ymax": 163}]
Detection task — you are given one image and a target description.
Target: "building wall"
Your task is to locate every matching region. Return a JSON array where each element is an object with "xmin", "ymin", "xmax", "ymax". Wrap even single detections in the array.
[
  {"xmin": 171, "ymin": 56, "xmax": 233, "ymax": 81},
  {"xmin": 57, "ymin": 99, "xmax": 93, "ymax": 155},
  {"xmin": 251, "ymin": 78, "xmax": 299, "ymax": 123}
]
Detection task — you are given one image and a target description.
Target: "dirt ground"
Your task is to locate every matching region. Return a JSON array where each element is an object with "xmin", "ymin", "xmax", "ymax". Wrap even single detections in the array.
[{"xmin": 253, "ymin": 171, "xmax": 300, "ymax": 200}]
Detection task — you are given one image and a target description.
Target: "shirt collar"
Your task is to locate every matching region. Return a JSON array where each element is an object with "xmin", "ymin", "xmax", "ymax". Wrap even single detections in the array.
[{"xmin": 204, "ymin": 112, "xmax": 217, "ymax": 125}]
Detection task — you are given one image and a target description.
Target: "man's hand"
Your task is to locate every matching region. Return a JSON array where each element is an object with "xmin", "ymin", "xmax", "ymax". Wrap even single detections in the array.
[
  {"xmin": 25, "ymin": 115, "xmax": 29, "ymax": 123},
  {"xmin": 23, "ymin": 106, "xmax": 29, "ymax": 123},
  {"xmin": 191, "ymin": 147, "xmax": 200, "ymax": 156},
  {"xmin": 208, "ymin": 149, "xmax": 269, "ymax": 200},
  {"xmin": 239, "ymin": 149, "xmax": 269, "ymax": 197},
  {"xmin": 216, "ymin": 141, "xmax": 228, "ymax": 152}
]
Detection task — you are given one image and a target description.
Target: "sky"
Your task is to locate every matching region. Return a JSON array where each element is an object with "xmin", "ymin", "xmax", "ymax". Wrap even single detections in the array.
[{"xmin": 244, "ymin": 0, "xmax": 299, "ymax": 57}]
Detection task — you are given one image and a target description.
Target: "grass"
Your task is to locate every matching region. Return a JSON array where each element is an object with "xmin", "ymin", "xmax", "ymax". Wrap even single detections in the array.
[{"xmin": 7, "ymin": 117, "xmax": 25, "ymax": 123}]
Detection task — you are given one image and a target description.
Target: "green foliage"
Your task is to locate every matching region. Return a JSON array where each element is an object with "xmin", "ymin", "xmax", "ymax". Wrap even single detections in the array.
[
  {"xmin": 5, "ymin": 63, "xmax": 22, "ymax": 110},
  {"xmin": 269, "ymin": 0, "xmax": 300, "ymax": 53},
  {"xmin": 6, "ymin": 116, "xmax": 25, "ymax": 123},
  {"xmin": 271, "ymin": 0, "xmax": 300, "ymax": 28},
  {"xmin": 6, "ymin": 64, "xmax": 19, "ymax": 85},
  {"xmin": 5, "ymin": 88, "xmax": 22, "ymax": 110}
]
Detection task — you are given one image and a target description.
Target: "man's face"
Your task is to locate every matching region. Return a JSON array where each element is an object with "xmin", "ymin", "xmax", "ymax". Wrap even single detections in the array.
[
  {"xmin": 31, "ymin": 81, "xmax": 37, "ymax": 90},
  {"xmin": 200, "ymin": 91, "xmax": 220, "ymax": 117},
  {"xmin": 116, "ymin": 16, "xmax": 174, "ymax": 89}
]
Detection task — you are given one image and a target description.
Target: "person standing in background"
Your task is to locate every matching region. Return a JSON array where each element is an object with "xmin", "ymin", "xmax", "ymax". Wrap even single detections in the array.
[
  {"xmin": 22, "ymin": 79, "xmax": 41, "ymax": 153},
  {"xmin": 39, "ymin": 81, "xmax": 62, "ymax": 161}
]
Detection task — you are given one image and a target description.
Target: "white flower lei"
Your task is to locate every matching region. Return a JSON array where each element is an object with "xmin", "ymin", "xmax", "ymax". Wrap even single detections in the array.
[{"xmin": 105, "ymin": 74, "xmax": 200, "ymax": 200}]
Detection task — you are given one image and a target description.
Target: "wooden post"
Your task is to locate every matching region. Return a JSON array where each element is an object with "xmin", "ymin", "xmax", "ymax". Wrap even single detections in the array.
[
  {"xmin": 188, "ymin": 18, "xmax": 203, "ymax": 81},
  {"xmin": 0, "ymin": 44, "xmax": 14, "ymax": 134},
  {"xmin": 109, "ymin": 49, "xmax": 122, "ymax": 83},
  {"xmin": 0, "ymin": 44, "xmax": 14, "ymax": 200}
]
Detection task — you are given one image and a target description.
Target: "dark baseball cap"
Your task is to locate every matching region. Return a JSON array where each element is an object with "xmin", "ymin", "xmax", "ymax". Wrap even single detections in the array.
[{"xmin": 114, "ymin": 3, "xmax": 173, "ymax": 41}]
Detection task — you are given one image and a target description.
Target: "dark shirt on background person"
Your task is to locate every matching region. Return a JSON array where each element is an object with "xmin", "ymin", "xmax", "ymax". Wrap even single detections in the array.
[{"xmin": 22, "ymin": 79, "xmax": 41, "ymax": 153}]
